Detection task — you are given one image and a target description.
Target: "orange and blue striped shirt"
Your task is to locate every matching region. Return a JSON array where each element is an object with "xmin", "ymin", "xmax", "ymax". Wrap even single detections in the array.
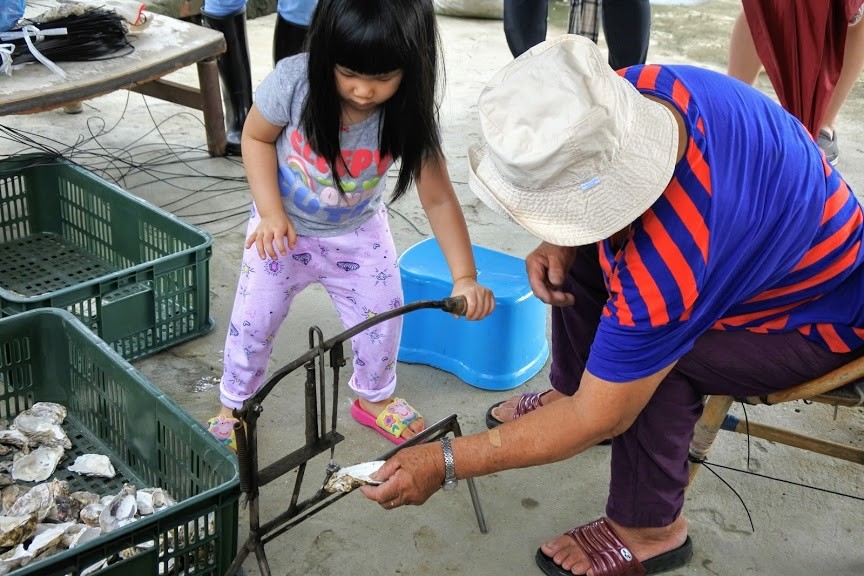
[{"xmin": 587, "ymin": 65, "xmax": 864, "ymax": 382}]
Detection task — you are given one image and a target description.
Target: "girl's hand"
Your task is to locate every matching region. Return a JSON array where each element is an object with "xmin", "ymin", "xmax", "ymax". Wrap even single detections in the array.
[
  {"xmin": 451, "ymin": 277, "xmax": 495, "ymax": 321},
  {"xmin": 245, "ymin": 212, "xmax": 297, "ymax": 259}
]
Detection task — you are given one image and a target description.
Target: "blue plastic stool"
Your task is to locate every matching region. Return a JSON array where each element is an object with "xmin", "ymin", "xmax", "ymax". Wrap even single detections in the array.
[{"xmin": 398, "ymin": 238, "xmax": 549, "ymax": 391}]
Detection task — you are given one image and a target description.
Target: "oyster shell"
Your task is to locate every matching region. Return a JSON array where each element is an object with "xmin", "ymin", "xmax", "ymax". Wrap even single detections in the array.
[
  {"xmin": 16, "ymin": 402, "xmax": 66, "ymax": 425},
  {"xmin": 99, "ymin": 484, "xmax": 137, "ymax": 533},
  {"xmin": 11, "ymin": 445, "xmax": 65, "ymax": 482},
  {"xmin": 158, "ymin": 556, "xmax": 175, "ymax": 576},
  {"xmin": 62, "ymin": 523, "xmax": 102, "ymax": 549},
  {"xmin": 10, "ymin": 414, "xmax": 71, "ymax": 449},
  {"xmin": 47, "ymin": 493, "xmax": 82, "ymax": 523},
  {"xmin": 136, "ymin": 490, "xmax": 154, "ymax": 515},
  {"xmin": 119, "ymin": 540, "xmax": 155, "ymax": 560},
  {"xmin": 0, "ymin": 516, "xmax": 37, "ymax": 548},
  {"xmin": 68, "ymin": 454, "xmax": 116, "ymax": 478},
  {"xmin": 81, "ymin": 558, "xmax": 108, "ymax": 576},
  {"xmin": 0, "ymin": 544, "xmax": 31, "ymax": 576},
  {"xmin": 27, "ymin": 523, "xmax": 70, "ymax": 557},
  {"xmin": 79, "ymin": 502, "xmax": 105, "ymax": 527},
  {"xmin": 6, "ymin": 481, "xmax": 63, "ymax": 522},
  {"xmin": 0, "ymin": 429, "xmax": 32, "ymax": 450},
  {"xmin": 323, "ymin": 460, "xmax": 385, "ymax": 493},
  {"xmin": 71, "ymin": 491, "xmax": 101, "ymax": 507},
  {"xmin": 139, "ymin": 487, "xmax": 175, "ymax": 511},
  {"xmin": 0, "ymin": 485, "xmax": 27, "ymax": 515}
]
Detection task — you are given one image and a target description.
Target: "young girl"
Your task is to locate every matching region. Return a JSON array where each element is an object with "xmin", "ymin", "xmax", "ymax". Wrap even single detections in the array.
[{"xmin": 207, "ymin": 0, "xmax": 495, "ymax": 449}]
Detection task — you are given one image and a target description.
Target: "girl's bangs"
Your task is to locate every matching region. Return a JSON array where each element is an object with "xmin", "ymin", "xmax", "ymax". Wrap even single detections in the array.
[{"xmin": 332, "ymin": 20, "xmax": 407, "ymax": 75}]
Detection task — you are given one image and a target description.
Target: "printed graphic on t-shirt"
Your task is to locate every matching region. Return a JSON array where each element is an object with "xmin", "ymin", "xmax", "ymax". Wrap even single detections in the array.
[{"xmin": 278, "ymin": 128, "xmax": 391, "ymax": 225}]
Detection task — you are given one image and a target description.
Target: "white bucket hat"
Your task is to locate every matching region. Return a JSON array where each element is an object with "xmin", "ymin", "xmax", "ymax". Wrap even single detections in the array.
[{"xmin": 468, "ymin": 34, "xmax": 679, "ymax": 246}]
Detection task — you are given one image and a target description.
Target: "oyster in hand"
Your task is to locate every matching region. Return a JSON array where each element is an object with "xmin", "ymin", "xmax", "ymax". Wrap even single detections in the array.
[{"xmin": 323, "ymin": 461, "xmax": 385, "ymax": 493}]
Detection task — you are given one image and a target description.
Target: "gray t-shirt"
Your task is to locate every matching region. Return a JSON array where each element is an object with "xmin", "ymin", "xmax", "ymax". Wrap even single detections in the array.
[{"xmin": 254, "ymin": 54, "xmax": 391, "ymax": 237}]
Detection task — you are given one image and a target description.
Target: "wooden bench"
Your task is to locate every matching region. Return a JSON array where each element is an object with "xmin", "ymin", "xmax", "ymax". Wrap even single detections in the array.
[{"xmin": 688, "ymin": 355, "xmax": 864, "ymax": 484}]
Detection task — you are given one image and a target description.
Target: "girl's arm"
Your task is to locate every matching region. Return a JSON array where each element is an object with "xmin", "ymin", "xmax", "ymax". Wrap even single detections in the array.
[
  {"xmin": 241, "ymin": 105, "xmax": 297, "ymax": 259},
  {"xmin": 416, "ymin": 154, "xmax": 495, "ymax": 321}
]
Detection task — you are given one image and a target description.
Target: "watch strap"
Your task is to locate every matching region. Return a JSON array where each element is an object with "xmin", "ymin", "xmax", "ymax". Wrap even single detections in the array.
[{"xmin": 440, "ymin": 436, "xmax": 456, "ymax": 484}]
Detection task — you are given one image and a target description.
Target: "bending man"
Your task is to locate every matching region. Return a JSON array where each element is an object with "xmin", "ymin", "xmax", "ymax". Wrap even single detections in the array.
[{"xmin": 361, "ymin": 35, "xmax": 864, "ymax": 576}]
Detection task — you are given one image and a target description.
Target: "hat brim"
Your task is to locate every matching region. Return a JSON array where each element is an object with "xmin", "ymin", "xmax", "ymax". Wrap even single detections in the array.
[{"xmin": 468, "ymin": 91, "xmax": 679, "ymax": 247}]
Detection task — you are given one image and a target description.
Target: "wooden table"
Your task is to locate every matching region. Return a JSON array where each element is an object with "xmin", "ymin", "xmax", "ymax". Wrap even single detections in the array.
[{"xmin": 0, "ymin": 11, "xmax": 228, "ymax": 156}]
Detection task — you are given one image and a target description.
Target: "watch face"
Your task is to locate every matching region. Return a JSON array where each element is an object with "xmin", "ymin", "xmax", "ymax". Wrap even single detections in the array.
[{"xmin": 442, "ymin": 479, "xmax": 458, "ymax": 491}]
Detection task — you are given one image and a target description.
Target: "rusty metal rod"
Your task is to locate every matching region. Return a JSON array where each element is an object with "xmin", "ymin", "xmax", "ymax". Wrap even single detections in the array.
[{"xmin": 238, "ymin": 297, "xmax": 466, "ymax": 414}]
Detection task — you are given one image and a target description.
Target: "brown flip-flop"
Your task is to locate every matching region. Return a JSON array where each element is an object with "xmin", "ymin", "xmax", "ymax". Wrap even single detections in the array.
[{"xmin": 535, "ymin": 517, "xmax": 693, "ymax": 576}]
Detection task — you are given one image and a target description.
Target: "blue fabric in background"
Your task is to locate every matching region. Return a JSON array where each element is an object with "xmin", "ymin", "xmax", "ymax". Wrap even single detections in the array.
[
  {"xmin": 277, "ymin": 0, "xmax": 318, "ymax": 26},
  {"xmin": 203, "ymin": 0, "xmax": 317, "ymax": 24},
  {"xmin": 201, "ymin": 0, "xmax": 247, "ymax": 17},
  {"xmin": 0, "ymin": 0, "xmax": 25, "ymax": 33}
]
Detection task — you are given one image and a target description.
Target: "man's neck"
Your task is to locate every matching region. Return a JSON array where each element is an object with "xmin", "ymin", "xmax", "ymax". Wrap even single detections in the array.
[{"xmin": 645, "ymin": 95, "xmax": 687, "ymax": 163}]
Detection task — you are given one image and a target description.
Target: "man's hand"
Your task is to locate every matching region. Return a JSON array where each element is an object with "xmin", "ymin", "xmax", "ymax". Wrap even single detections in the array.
[
  {"xmin": 359, "ymin": 443, "xmax": 444, "ymax": 509},
  {"xmin": 525, "ymin": 242, "xmax": 578, "ymax": 306}
]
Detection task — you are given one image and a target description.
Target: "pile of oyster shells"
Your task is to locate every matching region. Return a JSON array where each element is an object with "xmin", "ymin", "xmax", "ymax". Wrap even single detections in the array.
[{"xmin": 0, "ymin": 402, "xmax": 185, "ymax": 576}]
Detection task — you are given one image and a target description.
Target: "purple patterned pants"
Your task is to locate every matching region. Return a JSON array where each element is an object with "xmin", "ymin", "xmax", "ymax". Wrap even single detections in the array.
[
  {"xmin": 550, "ymin": 246, "xmax": 864, "ymax": 528},
  {"xmin": 220, "ymin": 208, "xmax": 403, "ymax": 409}
]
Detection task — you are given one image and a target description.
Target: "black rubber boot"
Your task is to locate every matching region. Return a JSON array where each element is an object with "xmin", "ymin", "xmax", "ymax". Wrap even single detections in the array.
[
  {"xmin": 273, "ymin": 14, "xmax": 309, "ymax": 65},
  {"xmin": 201, "ymin": 7, "xmax": 252, "ymax": 156}
]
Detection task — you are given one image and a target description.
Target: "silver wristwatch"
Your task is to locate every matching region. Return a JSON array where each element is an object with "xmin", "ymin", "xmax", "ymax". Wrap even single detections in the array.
[{"xmin": 440, "ymin": 436, "xmax": 458, "ymax": 491}]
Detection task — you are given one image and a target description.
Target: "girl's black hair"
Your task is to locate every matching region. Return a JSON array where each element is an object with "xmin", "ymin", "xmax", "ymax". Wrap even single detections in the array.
[{"xmin": 301, "ymin": 0, "xmax": 443, "ymax": 202}]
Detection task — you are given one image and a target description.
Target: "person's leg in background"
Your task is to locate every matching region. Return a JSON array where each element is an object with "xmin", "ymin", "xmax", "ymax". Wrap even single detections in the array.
[
  {"xmin": 818, "ymin": 20, "xmax": 864, "ymax": 165},
  {"xmin": 201, "ymin": 0, "xmax": 252, "ymax": 156},
  {"xmin": 727, "ymin": 7, "xmax": 864, "ymax": 165},
  {"xmin": 726, "ymin": 8, "xmax": 762, "ymax": 84},
  {"xmin": 503, "ymin": 0, "xmax": 548, "ymax": 58},
  {"xmin": 601, "ymin": 0, "xmax": 651, "ymax": 69},
  {"xmin": 274, "ymin": 0, "xmax": 318, "ymax": 64}
]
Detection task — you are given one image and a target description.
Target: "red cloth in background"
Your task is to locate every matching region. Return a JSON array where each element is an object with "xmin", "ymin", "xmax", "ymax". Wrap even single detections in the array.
[{"xmin": 743, "ymin": 0, "xmax": 864, "ymax": 137}]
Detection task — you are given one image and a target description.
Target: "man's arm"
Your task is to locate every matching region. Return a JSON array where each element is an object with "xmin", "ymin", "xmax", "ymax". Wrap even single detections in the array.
[
  {"xmin": 361, "ymin": 362, "xmax": 677, "ymax": 506},
  {"xmin": 453, "ymin": 362, "xmax": 677, "ymax": 475}
]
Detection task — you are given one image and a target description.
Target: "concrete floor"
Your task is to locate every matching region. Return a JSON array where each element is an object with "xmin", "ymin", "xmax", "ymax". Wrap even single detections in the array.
[{"xmin": 2, "ymin": 1, "xmax": 863, "ymax": 574}]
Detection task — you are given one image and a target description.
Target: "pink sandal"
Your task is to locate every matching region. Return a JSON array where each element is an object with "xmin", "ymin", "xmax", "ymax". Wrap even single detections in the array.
[
  {"xmin": 350, "ymin": 398, "xmax": 422, "ymax": 445},
  {"xmin": 486, "ymin": 391, "xmax": 613, "ymax": 445},
  {"xmin": 485, "ymin": 390, "xmax": 550, "ymax": 429}
]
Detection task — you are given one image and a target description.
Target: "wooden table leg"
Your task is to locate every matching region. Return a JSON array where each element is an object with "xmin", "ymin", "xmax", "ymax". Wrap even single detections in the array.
[{"xmin": 197, "ymin": 57, "xmax": 227, "ymax": 157}]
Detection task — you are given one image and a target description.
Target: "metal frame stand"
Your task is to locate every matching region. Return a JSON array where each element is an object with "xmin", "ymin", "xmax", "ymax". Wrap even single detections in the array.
[{"xmin": 224, "ymin": 298, "xmax": 487, "ymax": 576}]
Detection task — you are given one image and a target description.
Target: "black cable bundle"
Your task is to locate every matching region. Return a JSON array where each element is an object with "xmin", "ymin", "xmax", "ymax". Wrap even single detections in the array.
[{"xmin": 8, "ymin": 8, "xmax": 134, "ymax": 65}]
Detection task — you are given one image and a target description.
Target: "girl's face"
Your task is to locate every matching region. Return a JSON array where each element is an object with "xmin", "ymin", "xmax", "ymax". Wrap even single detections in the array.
[{"xmin": 335, "ymin": 65, "xmax": 404, "ymax": 119}]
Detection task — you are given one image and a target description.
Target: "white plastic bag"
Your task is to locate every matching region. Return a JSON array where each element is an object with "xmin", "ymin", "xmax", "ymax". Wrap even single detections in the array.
[{"xmin": 434, "ymin": 0, "xmax": 503, "ymax": 20}]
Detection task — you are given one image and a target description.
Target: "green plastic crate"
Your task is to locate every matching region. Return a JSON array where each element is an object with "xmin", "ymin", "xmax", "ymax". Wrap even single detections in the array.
[
  {"xmin": 0, "ymin": 308, "xmax": 240, "ymax": 576},
  {"xmin": 0, "ymin": 155, "xmax": 214, "ymax": 361}
]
